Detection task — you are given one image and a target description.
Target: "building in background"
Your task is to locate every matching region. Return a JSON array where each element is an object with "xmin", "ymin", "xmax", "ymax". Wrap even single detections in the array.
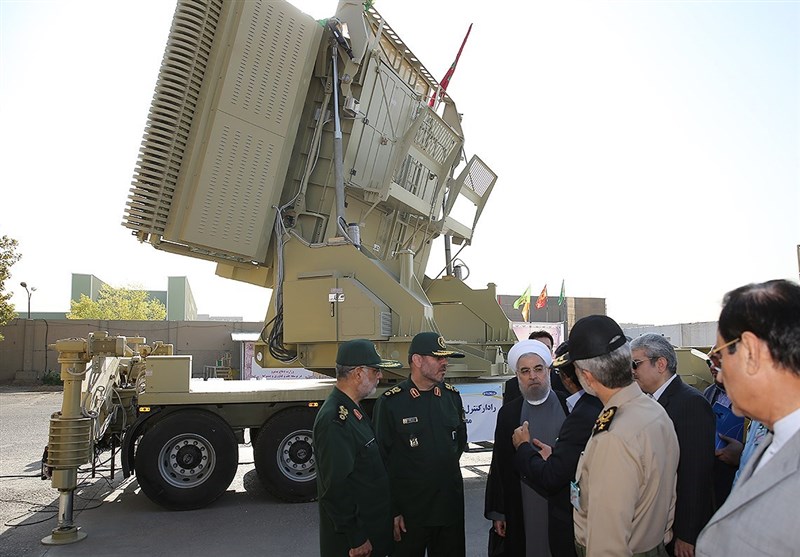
[
  {"xmin": 621, "ymin": 322, "xmax": 716, "ymax": 348},
  {"xmin": 72, "ymin": 273, "xmax": 198, "ymax": 320},
  {"xmin": 18, "ymin": 274, "xmax": 206, "ymax": 321},
  {"xmin": 497, "ymin": 291, "xmax": 716, "ymax": 347},
  {"xmin": 497, "ymin": 294, "xmax": 606, "ymax": 333}
]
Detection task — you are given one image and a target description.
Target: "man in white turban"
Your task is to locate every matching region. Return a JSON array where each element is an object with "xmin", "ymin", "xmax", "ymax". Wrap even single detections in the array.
[{"xmin": 485, "ymin": 340, "xmax": 568, "ymax": 556}]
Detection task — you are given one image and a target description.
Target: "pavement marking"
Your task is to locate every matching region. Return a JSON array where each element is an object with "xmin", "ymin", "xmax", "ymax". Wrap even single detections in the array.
[{"xmin": 463, "ymin": 465, "xmax": 489, "ymax": 479}]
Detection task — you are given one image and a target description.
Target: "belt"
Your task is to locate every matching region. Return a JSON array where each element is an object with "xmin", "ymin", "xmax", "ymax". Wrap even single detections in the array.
[{"xmin": 575, "ymin": 542, "xmax": 667, "ymax": 557}]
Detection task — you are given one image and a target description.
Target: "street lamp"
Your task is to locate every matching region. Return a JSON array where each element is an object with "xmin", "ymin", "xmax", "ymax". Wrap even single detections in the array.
[{"xmin": 20, "ymin": 282, "xmax": 36, "ymax": 319}]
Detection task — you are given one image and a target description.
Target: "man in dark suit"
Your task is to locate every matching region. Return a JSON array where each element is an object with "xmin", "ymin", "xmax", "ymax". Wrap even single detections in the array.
[
  {"xmin": 511, "ymin": 341, "xmax": 603, "ymax": 557},
  {"xmin": 631, "ymin": 333, "xmax": 715, "ymax": 557}
]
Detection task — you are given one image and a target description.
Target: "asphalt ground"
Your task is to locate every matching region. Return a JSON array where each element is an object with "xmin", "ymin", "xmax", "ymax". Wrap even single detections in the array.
[{"xmin": 0, "ymin": 387, "xmax": 494, "ymax": 557}]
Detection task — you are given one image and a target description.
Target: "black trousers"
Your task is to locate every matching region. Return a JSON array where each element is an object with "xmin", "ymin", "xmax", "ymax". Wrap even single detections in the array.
[
  {"xmin": 549, "ymin": 515, "xmax": 578, "ymax": 557},
  {"xmin": 392, "ymin": 520, "xmax": 466, "ymax": 557}
]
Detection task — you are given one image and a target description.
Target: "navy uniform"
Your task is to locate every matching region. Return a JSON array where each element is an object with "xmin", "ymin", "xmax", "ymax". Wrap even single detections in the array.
[
  {"xmin": 373, "ymin": 332, "xmax": 468, "ymax": 557},
  {"xmin": 314, "ymin": 339, "xmax": 402, "ymax": 557}
]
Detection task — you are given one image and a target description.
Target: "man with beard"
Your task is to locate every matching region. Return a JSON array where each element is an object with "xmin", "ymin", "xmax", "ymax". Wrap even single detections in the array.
[
  {"xmin": 373, "ymin": 332, "xmax": 468, "ymax": 557},
  {"xmin": 485, "ymin": 339, "xmax": 567, "ymax": 556},
  {"xmin": 564, "ymin": 315, "xmax": 679, "ymax": 557},
  {"xmin": 511, "ymin": 342, "xmax": 603, "ymax": 557},
  {"xmin": 314, "ymin": 339, "xmax": 402, "ymax": 557},
  {"xmin": 503, "ymin": 331, "xmax": 560, "ymax": 404}
]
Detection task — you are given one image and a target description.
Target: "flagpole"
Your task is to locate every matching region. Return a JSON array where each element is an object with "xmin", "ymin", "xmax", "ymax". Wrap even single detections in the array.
[{"xmin": 429, "ymin": 23, "xmax": 472, "ymax": 108}]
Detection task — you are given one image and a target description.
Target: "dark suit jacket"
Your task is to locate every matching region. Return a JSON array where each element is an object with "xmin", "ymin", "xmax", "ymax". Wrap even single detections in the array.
[
  {"xmin": 513, "ymin": 392, "xmax": 603, "ymax": 555},
  {"xmin": 658, "ymin": 375, "xmax": 716, "ymax": 546},
  {"xmin": 485, "ymin": 392, "xmax": 569, "ymax": 556}
]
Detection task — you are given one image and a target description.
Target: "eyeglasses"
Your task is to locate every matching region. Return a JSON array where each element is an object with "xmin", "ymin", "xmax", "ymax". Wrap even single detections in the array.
[
  {"xmin": 359, "ymin": 366, "xmax": 380, "ymax": 375},
  {"xmin": 631, "ymin": 357, "xmax": 655, "ymax": 370},
  {"xmin": 708, "ymin": 337, "xmax": 740, "ymax": 358}
]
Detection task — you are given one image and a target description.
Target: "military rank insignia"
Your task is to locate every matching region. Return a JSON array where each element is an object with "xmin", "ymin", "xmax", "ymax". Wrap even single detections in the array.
[
  {"xmin": 445, "ymin": 383, "xmax": 458, "ymax": 393},
  {"xmin": 338, "ymin": 405, "xmax": 349, "ymax": 421},
  {"xmin": 592, "ymin": 406, "xmax": 617, "ymax": 435},
  {"xmin": 409, "ymin": 434, "xmax": 419, "ymax": 448},
  {"xmin": 410, "ymin": 388, "xmax": 421, "ymax": 398},
  {"xmin": 433, "ymin": 386, "xmax": 441, "ymax": 397},
  {"xmin": 384, "ymin": 386, "xmax": 402, "ymax": 397},
  {"xmin": 353, "ymin": 408, "xmax": 363, "ymax": 421}
]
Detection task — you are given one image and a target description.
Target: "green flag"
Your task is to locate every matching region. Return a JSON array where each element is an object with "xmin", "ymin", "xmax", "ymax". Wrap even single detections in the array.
[
  {"xmin": 558, "ymin": 279, "xmax": 565, "ymax": 306},
  {"xmin": 513, "ymin": 285, "xmax": 531, "ymax": 322}
]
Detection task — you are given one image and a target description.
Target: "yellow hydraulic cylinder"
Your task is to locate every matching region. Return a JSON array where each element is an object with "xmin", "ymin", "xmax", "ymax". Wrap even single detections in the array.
[{"xmin": 42, "ymin": 338, "xmax": 91, "ymax": 545}]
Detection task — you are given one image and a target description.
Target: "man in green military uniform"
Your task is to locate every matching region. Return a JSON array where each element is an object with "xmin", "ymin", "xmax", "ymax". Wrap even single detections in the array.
[
  {"xmin": 373, "ymin": 332, "xmax": 468, "ymax": 557},
  {"xmin": 314, "ymin": 339, "xmax": 402, "ymax": 557}
]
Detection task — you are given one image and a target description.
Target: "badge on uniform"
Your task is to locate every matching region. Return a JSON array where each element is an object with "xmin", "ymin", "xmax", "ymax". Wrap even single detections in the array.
[
  {"xmin": 402, "ymin": 416, "xmax": 418, "ymax": 424},
  {"xmin": 592, "ymin": 406, "xmax": 617, "ymax": 435},
  {"xmin": 570, "ymin": 480, "xmax": 582, "ymax": 511},
  {"xmin": 410, "ymin": 388, "xmax": 421, "ymax": 398},
  {"xmin": 338, "ymin": 405, "xmax": 348, "ymax": 421},
  {"xmin": 353, "ymin": 408, "xmax": 363, "ymax": 421},
  {"xmin": 409, "ymin": 434, "xmax": 419, "ymax": 448},
  {"xmin": 433, "ymin": 386, "xmax": 441, "ymax": 397}
]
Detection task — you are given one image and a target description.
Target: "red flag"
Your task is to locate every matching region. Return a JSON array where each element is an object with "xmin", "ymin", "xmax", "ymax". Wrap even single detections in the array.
[
  {"xmin": 429, "ymin": 24, "xmax": 472, "ymax": 107},
  {"xmin": 534, "ymin": 284, "xmax": 548, "ymax": 310}
]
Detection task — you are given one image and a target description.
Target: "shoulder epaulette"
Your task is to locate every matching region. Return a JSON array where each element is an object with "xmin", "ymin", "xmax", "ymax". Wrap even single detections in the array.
[
  {"xmin": 444, "ymin": 382, "xmax": 459, "ymax": 393},
  {"xmin": 383, "ymin": 385, "xmax": 403, "ymax": 397},
  {"xmin": 592, "ymin": 406, "xmax": 617, "ymax": 436}
]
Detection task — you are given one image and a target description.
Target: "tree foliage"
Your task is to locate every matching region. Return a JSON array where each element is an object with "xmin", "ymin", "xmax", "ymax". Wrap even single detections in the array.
[
  {"xmin": 0, "ymin": 235, "xmax": 22, "ymax": 341},
  {"xmin": 68, "ymin": 284, "xmax": 167, "ymax": 320}
]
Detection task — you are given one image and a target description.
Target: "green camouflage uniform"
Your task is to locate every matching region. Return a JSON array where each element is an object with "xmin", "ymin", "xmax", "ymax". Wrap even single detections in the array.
[{"xmin": 314, "ymin": 387, "xmax": 393, "ymax": 556}]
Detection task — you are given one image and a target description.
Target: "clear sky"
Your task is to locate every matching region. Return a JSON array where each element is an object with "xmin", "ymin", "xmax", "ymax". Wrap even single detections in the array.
[{"xmin": 2, "ymin": 0, "xmax": 798, "ymax": 325}]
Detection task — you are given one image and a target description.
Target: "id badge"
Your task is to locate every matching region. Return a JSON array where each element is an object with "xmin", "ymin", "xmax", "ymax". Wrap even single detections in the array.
[{"xmin": 570, "ymin": 480, "xmax": 581, "ymax": 512}]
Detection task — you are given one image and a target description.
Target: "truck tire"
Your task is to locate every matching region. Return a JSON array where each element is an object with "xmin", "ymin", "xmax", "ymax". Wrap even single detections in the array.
[
  {"xmin": 254, "ymin": 406, "xmax": 317, "ymax": 503},
  {"xmin": 134, "ymin": 410, "xmax": 238, "ymax": 510}
]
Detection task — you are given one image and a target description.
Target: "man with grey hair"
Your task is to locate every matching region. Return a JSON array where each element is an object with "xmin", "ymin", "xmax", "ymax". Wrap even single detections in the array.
[
  {"xmin": 485, "ymin": 339, "xmax": 567, "ymax": 556},
  {"xmin": 314, "ymin": 339, "xmax": 402, "ymax": 557},
  {"xmin": 631, "ymin": 334, "xmax": 715, "ymax": 557},
  {"xmin": 556, "ymin": 315, "xmax": 679, "ymax": 557}
]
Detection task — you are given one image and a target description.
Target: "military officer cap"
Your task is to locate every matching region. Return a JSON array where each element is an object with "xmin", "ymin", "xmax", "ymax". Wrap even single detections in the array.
[
  {"xmin": 337, "ymin": 339, "xmax": 403, "ymax": 369},
  {"xmin": 553, "ymin": 315, "xmax": 627, "ymax": 367},
  {"xmin": 552, "ymin": 341, "xmax": 575, "ymax": 377},
  {"xmin": 409, "ymin": 332, "xmax": 465, "ymax": 358}
]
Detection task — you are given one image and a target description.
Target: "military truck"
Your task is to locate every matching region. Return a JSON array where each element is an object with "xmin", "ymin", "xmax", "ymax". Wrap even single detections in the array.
[{"xmin": 42, "ymin": 0, "xmax": 517, "ymax": 544}]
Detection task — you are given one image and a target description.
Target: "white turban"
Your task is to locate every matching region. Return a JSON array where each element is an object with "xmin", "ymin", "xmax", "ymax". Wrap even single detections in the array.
[{"xmin": 508, "ymin": 339, "xmax": 553, "ymax": 373}]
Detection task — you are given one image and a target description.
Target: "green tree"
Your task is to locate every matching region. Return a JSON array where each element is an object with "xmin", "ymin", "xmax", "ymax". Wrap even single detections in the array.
[
  {"xmin": 0, "ymin": 235, "xmax": 22, "ymax": 341},
  {"xmin": 68, "ymin": 284, "xmax": 167, "ymax": 320}
]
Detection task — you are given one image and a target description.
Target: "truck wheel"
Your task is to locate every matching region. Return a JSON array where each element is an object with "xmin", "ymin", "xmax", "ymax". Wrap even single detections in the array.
[
  {"xmin": 134, "ymin": 410, "xmax": 238, "ymax": 510},
  {"xmin": 254, "ymin": 407, "xmax": 317, "ymax": 503}
]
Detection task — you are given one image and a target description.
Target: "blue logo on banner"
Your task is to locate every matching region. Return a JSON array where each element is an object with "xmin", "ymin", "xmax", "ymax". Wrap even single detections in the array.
[{"xmin": 482, "ymin": 390, "xmax": 498, "ymax": 397}]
